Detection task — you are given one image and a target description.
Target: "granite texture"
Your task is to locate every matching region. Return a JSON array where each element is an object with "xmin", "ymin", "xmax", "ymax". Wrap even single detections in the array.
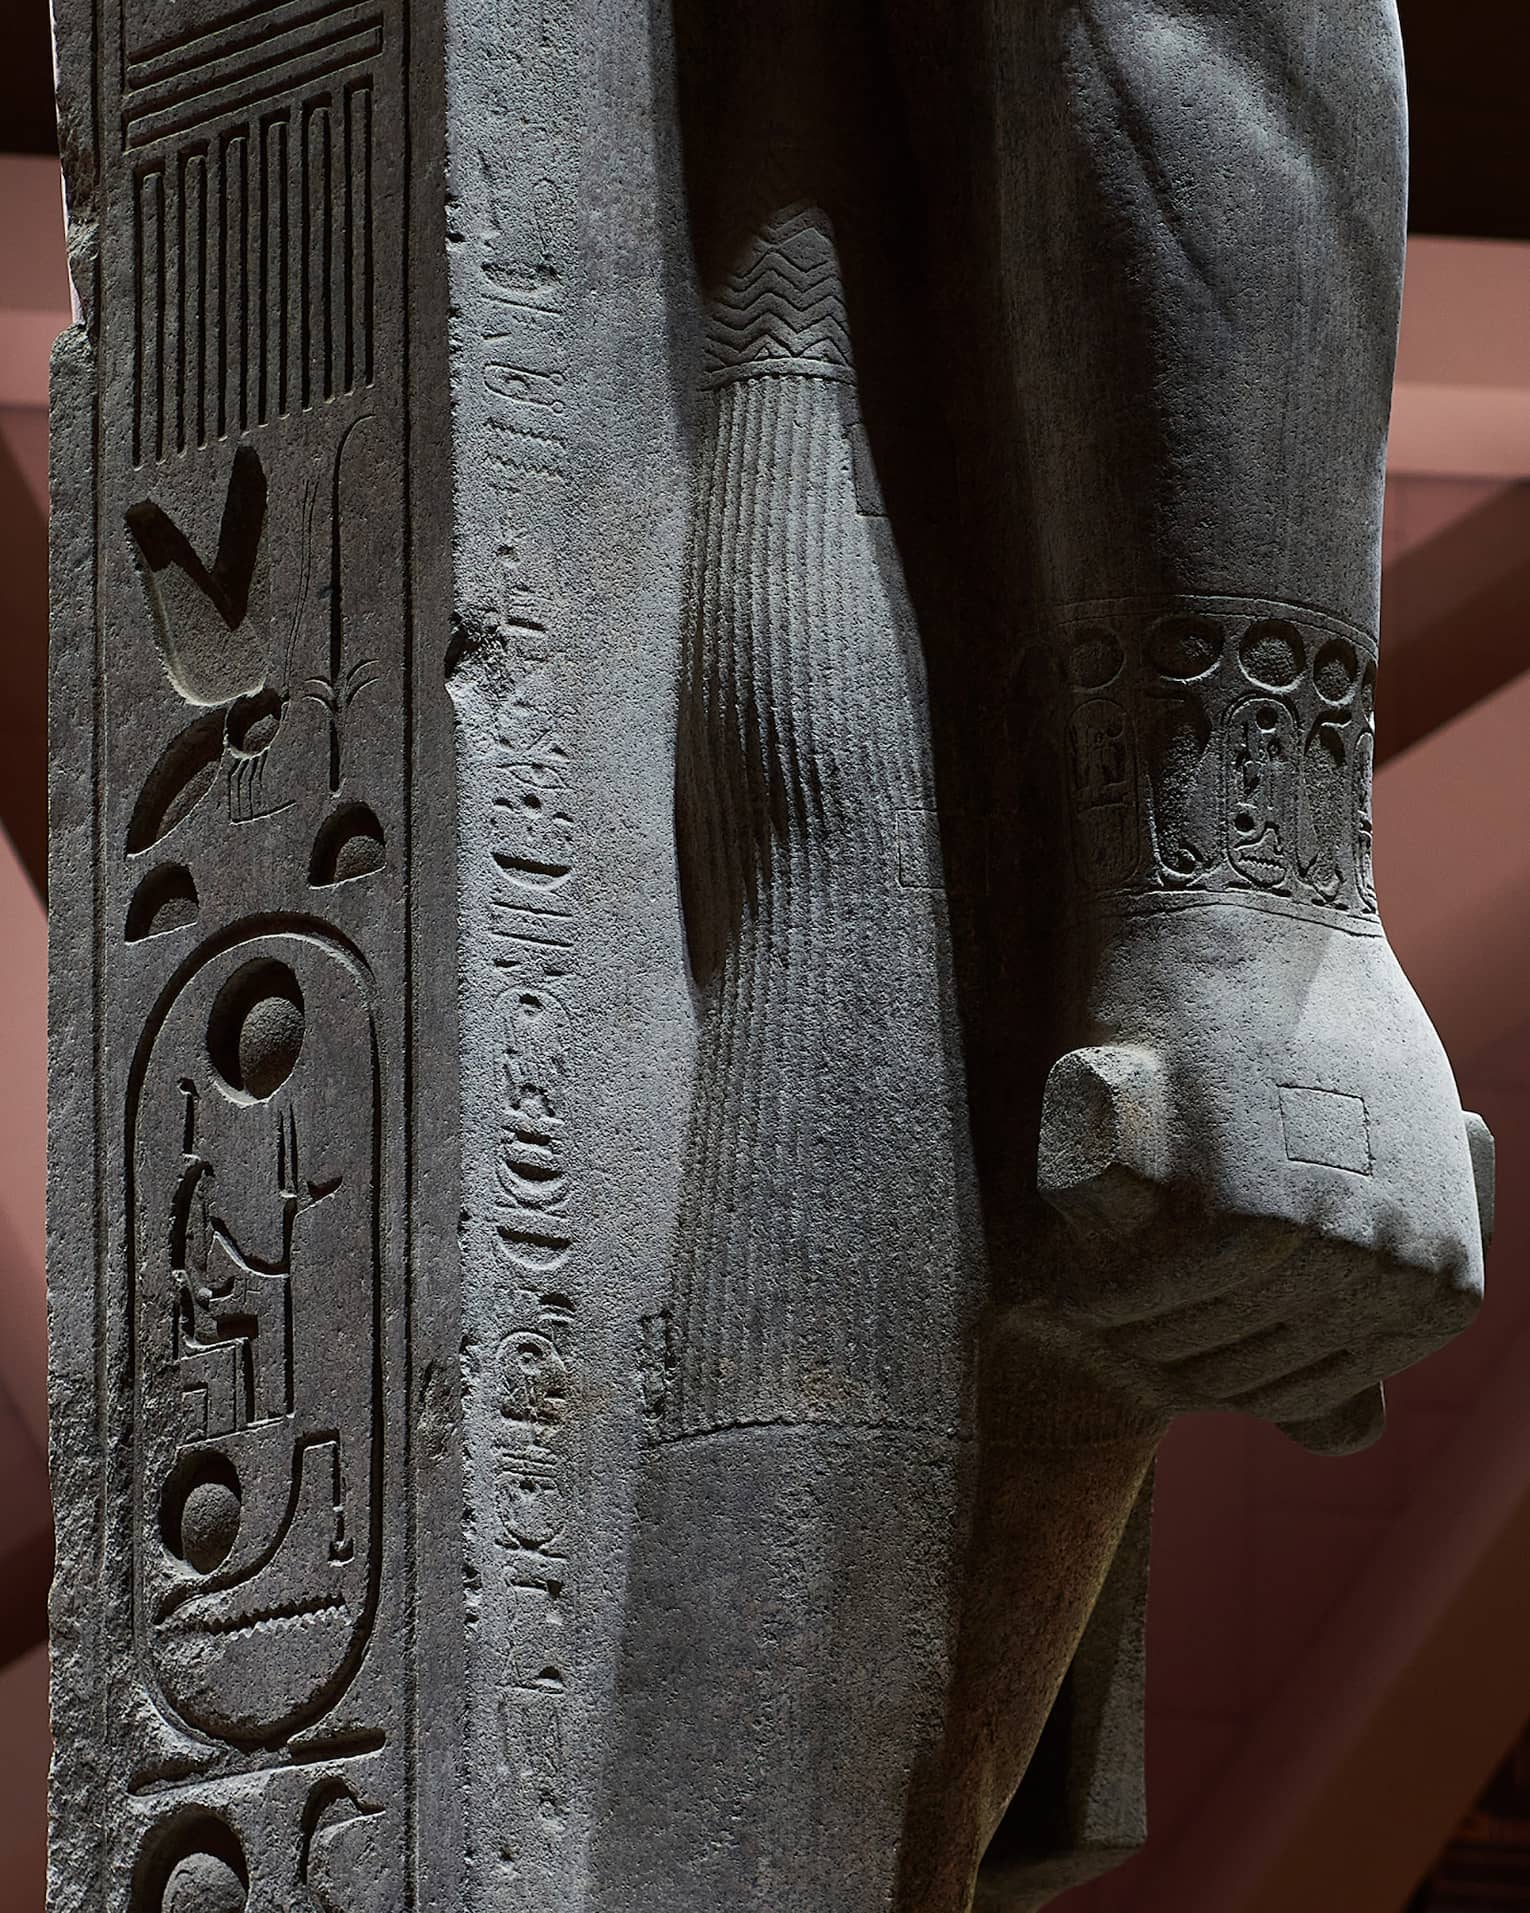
[{"xmin": 48, "ymin": 1, "xmax": 1490, "ymax": 1909}]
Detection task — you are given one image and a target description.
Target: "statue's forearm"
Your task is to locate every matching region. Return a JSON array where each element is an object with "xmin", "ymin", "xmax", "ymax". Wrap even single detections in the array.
[
  {"xmin": 979, "ymin": 2, "xmax": 1405, "ymax": 928},
  {"xmin": 996, "ymin": 0, "xmax": 1407, "ymax": 626}
]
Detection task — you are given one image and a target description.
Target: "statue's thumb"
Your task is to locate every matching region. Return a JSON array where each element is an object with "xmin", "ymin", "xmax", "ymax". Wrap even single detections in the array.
[{"xmin": 1036, "ymin": 1044, "xmax": 1168, "ymax": 1240}]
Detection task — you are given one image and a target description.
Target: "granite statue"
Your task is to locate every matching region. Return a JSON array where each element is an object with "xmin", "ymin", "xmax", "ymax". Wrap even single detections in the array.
[{"xmin": 46, "ymin": 0, "xmax": 1491, "ymax": 1909}]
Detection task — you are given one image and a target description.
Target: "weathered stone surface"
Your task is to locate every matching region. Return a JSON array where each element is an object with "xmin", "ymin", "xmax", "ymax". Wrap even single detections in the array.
[
  {"xmin": 48, "ymin": 0, "xmax": 459, "ymax": 1902},
  {"xmin": 48, "ymin": 1, "xmax": 1491, "ymax": 1910}
]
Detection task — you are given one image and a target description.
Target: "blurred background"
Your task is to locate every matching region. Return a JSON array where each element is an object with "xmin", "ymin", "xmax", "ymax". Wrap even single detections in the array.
[{"xmin": 0, "ymin": 1, "xmax": 1527, "ymax": 1908}]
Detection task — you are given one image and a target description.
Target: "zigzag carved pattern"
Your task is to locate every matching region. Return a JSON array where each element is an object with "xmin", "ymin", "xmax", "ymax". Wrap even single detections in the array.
[
  {"xmin": 177, "ymin": 1593, "xmax": 349, "ymax": 1638},
  {"xmin": 703, "ymin": 206, "xmax": 855, "ymax": 385}
]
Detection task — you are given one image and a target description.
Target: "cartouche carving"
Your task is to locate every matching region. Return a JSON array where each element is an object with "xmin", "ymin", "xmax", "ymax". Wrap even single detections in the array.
[
  {"xmin": 1049, "ymin": 596, "xmax": 1379, "ymax": 924},
  {"xmin": 130, "ymin": 933, "xmax": 380, "ymax": 1743},
  {"xmin": 50, "ymin": 0, "xmax": 1498, "ymax": 1909}
]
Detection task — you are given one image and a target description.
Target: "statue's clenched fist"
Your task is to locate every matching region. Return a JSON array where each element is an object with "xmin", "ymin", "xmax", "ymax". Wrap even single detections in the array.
[{"xmin": 1033, "ymin": 908, "xmax": 1491, "ymax": 1452}]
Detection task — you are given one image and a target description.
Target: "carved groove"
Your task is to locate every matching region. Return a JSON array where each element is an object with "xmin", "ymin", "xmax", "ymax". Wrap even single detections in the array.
[
  {"xmin": 127, "ymin": 863, "xmax": 201, "ymax": 940},
  {"xmin": 123, "ymin": 3, "xmax": 383, "ymax": 148},
  {"xmin": 129, "ymin": 50, "xmax": 377, "ymax": 465},
  {"xmin": 125, "ymin": 713, "xmax": 225, "ymax": 853}
]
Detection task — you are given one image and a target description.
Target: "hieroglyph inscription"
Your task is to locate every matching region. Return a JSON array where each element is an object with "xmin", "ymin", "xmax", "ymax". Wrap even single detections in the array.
[
  {"xmin": 445, "ymin": 1, "xmax": 584, "ymax": 1905},
  {"xmin": 1046, "ymin": 597, "xmax": 1380, "ymax": 925},
  {"xmin": 450, "ymin": 552, "xmax": 584, "ymax": 1903},
  {"xmin": 60, "ymin": 0, "xmax": 416, "ymax": 1900},
  {"xmin": 129, "ymin": 934, "xmax": 380, "ymax": 1742},
  {"xmin": 127, "ymin": 0, "xmax": 380, "ymax": 467}
]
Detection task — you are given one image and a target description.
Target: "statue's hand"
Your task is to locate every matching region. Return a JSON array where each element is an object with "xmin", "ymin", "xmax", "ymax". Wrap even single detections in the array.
[{"xmin": 1034, "ymin": 910, "xmax": 1490, "ymax": 1453}]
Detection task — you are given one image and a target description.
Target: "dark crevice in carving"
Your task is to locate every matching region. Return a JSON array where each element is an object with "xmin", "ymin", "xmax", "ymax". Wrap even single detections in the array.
[
  {"xmin": 350, "ymin": 79, "xmax": 374, "ymax": 385},
  {"xmin": 205, "ymin": 957, "xmax": 305, "ymax": 1100},
  {"xmin": 288, "ymin": 1728, "xmax": 386, "ymax": 1764},
  {"xmin": 127, "ymin": 863, "xmax": 201, "ymax": 941},
  {"xmin": 130, "ymin": 1807, "xmax": 248, "ymax": 1913},
  {"xmin": 226, "ymin": 685, "xmax": 283, "ymax": 754},
  {"xmin": 126, "ymin": 712, "xmax": 225, "ymax": 853},
  {"xmin": 261, "ymin": 116, "xmax": 290, "ymax": 424},
  {"xmin": 127, "ymin": 442, "xmax": 265, "ymax": 630},
  {"xmin": 160, "ymin": 1449, "xmax": 242, "ymax": 1574},
  {"xmin": 300, "ymin": 1777, "xmax": 383, "ymax": 1884},
  {"xmin": 310, "ymin": 802, "xmax": 385, "ymax": 886},
  {"xmin": 306, "ymin": 414, "xmax": 381, "ymax": 789}
]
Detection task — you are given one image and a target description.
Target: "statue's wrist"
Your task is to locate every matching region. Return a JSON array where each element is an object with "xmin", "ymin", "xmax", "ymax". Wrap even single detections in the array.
[{"xmin": 1040, "ymin": 593, "xmax": 1380, "ymax": 929}]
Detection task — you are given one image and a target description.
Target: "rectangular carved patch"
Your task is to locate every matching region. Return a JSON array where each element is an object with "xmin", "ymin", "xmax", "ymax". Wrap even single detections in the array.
[{"xmin": 1279, "ymin": 1085, "xmax": 1372, "ymax": 1176}]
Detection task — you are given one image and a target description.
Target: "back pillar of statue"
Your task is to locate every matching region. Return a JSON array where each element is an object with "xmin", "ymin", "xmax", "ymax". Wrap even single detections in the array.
[{"xmin": 47, "ymin": 2, "xmax": 701, "ymax": 1907}]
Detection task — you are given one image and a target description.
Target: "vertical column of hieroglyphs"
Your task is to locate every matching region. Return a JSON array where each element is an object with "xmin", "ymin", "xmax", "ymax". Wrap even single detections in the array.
[
  {"xmin": 65, "ymin": 0, "xmax": 415, "ymax": 1903},
  {"xmin": 443, "ymin": 1, "xmax": 585, "ymax": 1907}
]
